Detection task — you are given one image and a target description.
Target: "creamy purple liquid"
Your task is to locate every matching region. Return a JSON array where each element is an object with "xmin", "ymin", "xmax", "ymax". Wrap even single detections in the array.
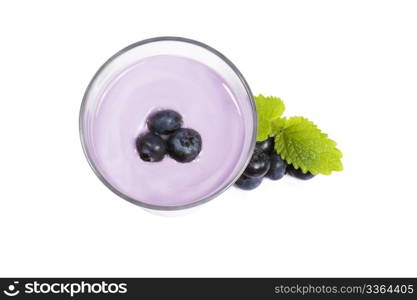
[{"xmin": 83, "ymin": 55, "xmax": 252, "ymax": 207}]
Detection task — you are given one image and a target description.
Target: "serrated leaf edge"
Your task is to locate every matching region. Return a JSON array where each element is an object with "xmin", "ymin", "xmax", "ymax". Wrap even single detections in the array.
[{"xmin": 274, "ymin": 116, "xmax": 343, "ymax": 175}]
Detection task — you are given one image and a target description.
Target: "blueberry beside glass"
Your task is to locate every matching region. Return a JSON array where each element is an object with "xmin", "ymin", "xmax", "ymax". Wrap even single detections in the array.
[
  {"xmin": 266, "ymin": 152, "xmax": 287, "ymax": 180},
  {"xmin": 235, "ymin": 139, "xmax": 315, "ymax": 190},
  {"xmin": 235, "ymin": 175, "xmax": 263, "ymax": 190},
  {"xmin": 243, "ymin": 152, "xmax": 271, "ymax": 178},
  {"xmin": 286, "ymin": 165, "xmax": 315, "ymax": 180}
]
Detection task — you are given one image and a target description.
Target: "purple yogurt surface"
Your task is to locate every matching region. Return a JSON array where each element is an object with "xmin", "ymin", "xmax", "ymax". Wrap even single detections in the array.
[{"xmin": 84, "ymin": 55, "xmax": 253, "ymax": 207}]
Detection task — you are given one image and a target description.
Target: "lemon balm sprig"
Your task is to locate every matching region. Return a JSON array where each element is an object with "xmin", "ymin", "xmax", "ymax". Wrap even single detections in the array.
[{"xmin": 255, "ymin": 95, "xmax": 343, "ymax": 176}]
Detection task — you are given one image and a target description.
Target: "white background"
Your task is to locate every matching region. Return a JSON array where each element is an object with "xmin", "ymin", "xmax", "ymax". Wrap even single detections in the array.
[{"xmin": 1, "ymin": 0, "xmax": 416, "ymax": 277}]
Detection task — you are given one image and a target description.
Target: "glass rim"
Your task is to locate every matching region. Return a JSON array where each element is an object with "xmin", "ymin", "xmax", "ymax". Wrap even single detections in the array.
[{"xmin": 79, "ymin": 36, "xmax": 257, "ymax": 210}]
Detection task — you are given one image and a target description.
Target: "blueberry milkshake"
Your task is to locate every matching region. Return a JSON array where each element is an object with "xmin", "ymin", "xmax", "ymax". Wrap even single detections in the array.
[{"xmin": 80, "ymin": 41, "xmax": 256, "ymax": 209}]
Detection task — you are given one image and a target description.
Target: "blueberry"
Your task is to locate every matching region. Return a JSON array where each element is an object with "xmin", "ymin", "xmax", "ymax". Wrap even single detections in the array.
[
  {"xmin": 254, "ymin": 137, "xmax": 274, "ymax": 154},
  {"xmin": 287, "ymin": 164, "xmax": 315, "ymax": 180},
  {"xmin": 167, "ymin": 128, "xmax": 202, "ymax": 163},
  {"xmin": 148, "ymin": 110, "xmax": 183, "ymax": 134},
  {"xmin": 266, "ymin": 152, "xmax": 287, "ymax": 180},
  {"xmin": 136, "ymin": 132, "xmax": 167, "ymax": 162},
  {"xmin": 234, "ymin": 174, "xmax": 262, "ymax": 190},
  {"xmin": 243, "ymin": 152, "xmax": 271, "ymax": 178}
]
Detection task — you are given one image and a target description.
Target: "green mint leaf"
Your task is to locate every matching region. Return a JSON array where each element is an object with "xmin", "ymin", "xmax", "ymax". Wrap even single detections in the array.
[
  {"xmin": 257, "ymin": 118, "xmax": 272, "ymax": 141},
  {"xmin": 271, "ymin": 117, "xmax": 287, "ymax": 135},
  {"xmin": 255, "ymin": 94, "xmax": 285, "ymax": 121},
  {"xmin": 255, "ymin": 94, "xmax": 285, "ymax": 141},
  {"xmin": 274, "ymin": 116, "xmax": 343, "ymax": 175}
]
